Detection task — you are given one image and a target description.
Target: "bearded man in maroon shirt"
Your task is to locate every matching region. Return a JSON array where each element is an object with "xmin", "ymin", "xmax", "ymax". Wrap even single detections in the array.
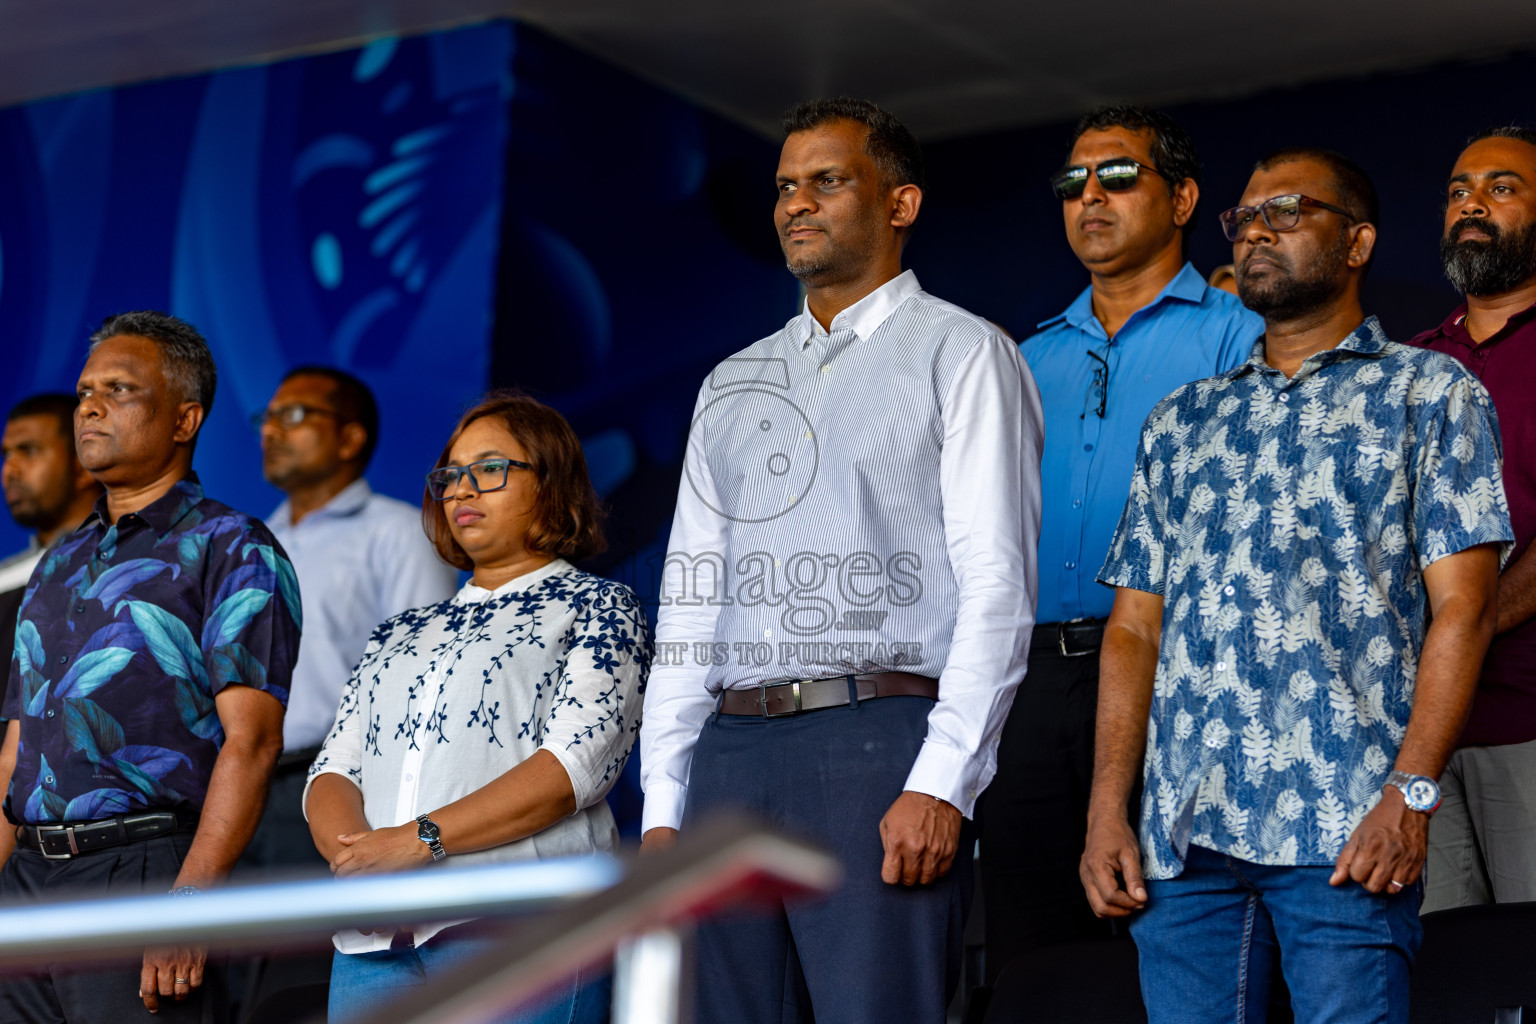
[{"xmin": 1412, "ymin": 125, "xmax": 1536, "ymax": 912}]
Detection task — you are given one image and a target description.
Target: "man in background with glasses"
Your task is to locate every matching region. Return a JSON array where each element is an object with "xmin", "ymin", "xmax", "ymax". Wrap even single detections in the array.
[
  {"xmin": 1409, "ymin": 127, "xmax": 1536, "ymax": 915},
  {"xmin": 251, "ymin": 366, "xmax": 457, "ymax": 871},
  {"xmin": 1084, "ymin": 149, "xmax": 1509, "ymax": 1023},
  {"xmin": 981, "ymin": 105, "xmax": 1261, "ymax": 984}
]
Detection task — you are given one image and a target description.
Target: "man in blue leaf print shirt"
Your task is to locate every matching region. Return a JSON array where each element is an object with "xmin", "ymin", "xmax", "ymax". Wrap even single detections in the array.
[
  {"xmin": 1082, "ymin": 151, "xmax": 1512, "ymax": 1024},
  {"xmin": 0, "ymin": 312, "xmax": 300, "ymax": 1023}
]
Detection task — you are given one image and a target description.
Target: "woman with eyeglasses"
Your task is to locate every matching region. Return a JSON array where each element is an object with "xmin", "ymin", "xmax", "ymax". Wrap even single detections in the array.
[{"xmin": 304, "ymin": 389, "xmax": 649, "ymax": 1024}]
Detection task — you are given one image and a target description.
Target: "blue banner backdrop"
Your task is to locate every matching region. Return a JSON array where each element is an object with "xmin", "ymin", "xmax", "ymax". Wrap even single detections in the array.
[{"xmin": 0, "ymin": 21, "xmax": 513, "ymax": 554}]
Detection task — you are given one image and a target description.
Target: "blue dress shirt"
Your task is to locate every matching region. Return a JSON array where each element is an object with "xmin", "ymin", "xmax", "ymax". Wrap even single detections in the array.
[
  {"xmin": 1024, "ymin": 263, "xmax": 1263, "ymax": 623},
  {"xmin": 266, "ymin": 479, "xmax": 458, "ymax": 751}
]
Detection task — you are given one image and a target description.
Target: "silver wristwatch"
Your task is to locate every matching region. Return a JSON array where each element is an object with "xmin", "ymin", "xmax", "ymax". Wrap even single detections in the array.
[
  {"xmin": 416, "ymin": 814, "xmax": 447, "ymax": 861},
  {"xmin": 1385, "ymin": 770, "xmax": 1441, "ymax": 815}
]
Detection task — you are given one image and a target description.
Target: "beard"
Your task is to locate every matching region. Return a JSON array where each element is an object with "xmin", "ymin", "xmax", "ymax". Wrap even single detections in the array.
[
  {"xmin": 780, "ymin": 206, "xmax": 887, "ymax": 285},
  {"xmin": 1237, "ymin": 230, "xmax": 1351, "ymax": 322},
  {"xmin": 1441, "ymin": 217, "xmax": 1536, "ymax": 297}
]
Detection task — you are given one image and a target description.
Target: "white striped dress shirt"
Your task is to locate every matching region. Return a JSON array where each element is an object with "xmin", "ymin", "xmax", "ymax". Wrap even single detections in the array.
[{"xmin": 640, "ymin": 270, "xmax": 1043, "ymax": 832}]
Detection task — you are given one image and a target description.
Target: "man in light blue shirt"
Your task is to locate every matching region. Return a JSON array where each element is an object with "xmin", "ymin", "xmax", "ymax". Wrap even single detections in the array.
[
  {"xmin": 980, "ymin": 106, "xmax": 1262, "ymax": 982},
  {"xmin": 250, "ymin": 367, "xmax": 457, "ymax": 870}
]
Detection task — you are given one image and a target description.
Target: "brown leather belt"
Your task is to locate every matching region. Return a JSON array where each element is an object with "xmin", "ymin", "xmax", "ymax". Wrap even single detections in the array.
[
  {"xmin": 718, "ymin": 672, "xmax": 939, "ymax": 718},
  {"xmin": 15, "ymin": 809, "xmax": 198, "ymax": 861}
]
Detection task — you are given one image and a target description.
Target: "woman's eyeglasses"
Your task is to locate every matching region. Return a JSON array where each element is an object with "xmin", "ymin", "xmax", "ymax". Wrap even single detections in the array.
[
  {"xmin": 425, "ymin": 458, "xmax": 532, "ymax": 500},
  {"xmin": 1218, "ymin": 194, "xmax": 1356, "ymax": 241},
  {"xmin": 250, "ymin": 405, "xmax": 339, "ymax": 432},
  {"xmin": 1052, "ymin": 160, "xmax": 1165, "ymax": 201}
]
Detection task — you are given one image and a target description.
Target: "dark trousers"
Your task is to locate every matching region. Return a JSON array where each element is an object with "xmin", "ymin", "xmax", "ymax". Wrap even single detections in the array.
[
  {"xmin": 978, "ymin": 644, "xmax": 1117, "ymax": 984},
  {"xmin": 0, "ymin": 832, "xmax": 226, "ymax": 1024},
  {"xmin": 684, "ymin": 693, "xmax": 972, "ymax": 1024}
]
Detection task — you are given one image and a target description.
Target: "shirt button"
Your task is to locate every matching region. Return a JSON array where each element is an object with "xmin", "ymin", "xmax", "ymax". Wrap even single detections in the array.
[
  {"xmin": 1216, "ymin": 661, "xmax": 1228, "ymax": 672},
  {"xmin": 1279, "ymin": 393, "xmax": 1290, "ymax": 403},
  {"xmin": 820, "ymin": 365, "xmax": 831, "ymax": 375},
  {"xmin": 45, "ymin": 709, "xmax": 54, "ymax": 719},
  {"xmin": 764, "ymin": 629, "xmax": 773, "ymax": 639},
  {"xmin": 1065, "ymin": 561, "xmax": 1076, "ymax": 570},
  {"xmin": 1072, "ymin": 499, "xmax": 1082, "ymax": 508},
  {"xmin": 74, "ymin": 605, "xmax": 85, "ymax": 614},
  {"xmin": 57, "ymin": 655, "xmax": 67, "ymax": 665},
  {"xmin": 1084, "ymin": 443, "xmax": 1094, "ymax": 452},
  {"xmin": 774, "ymin": 559, "xmax": 782, "ymax": 567},
  {"xmin": 1223, "ymin": 585, "xmax": 1235, "ymax": 596},
  {"xmin": 44, "ymin": 776, "xmax": 55, "ymax": 786},
  {"xmin": 404, "ymin": 773, "xmax": 414, "ymax": 782}
]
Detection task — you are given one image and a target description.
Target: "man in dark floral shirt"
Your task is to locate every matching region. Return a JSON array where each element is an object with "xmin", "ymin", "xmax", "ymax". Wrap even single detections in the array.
[{"xmin": 0, "ymin": 312, "xmax": 300, "ymax": 1023}]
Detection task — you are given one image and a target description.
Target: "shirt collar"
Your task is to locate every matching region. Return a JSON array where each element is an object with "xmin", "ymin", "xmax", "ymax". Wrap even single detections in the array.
[
  {"xmin": 1037, "ymin": 261, "xmax": 1209, "ymax": 334},
  {"xmin": 1237, "ymin": 315, "xmax": 1391, "ymax": 374},
  {"xmin": 1427, "ymin": 297, "xmax": 1536, "ymax": 344},
  {"xmin": 456, "ymin": 558, "xmax": 572, "ymax": 604},
  {"xmin": 796, "ymin": 270, "xmax": 922, "ymax": 348},
  {"xmin": 86, "ymin": 473, "xmax": 205, "ymax": 535},
  {"xmin": 269, "ymin": 477, "xmax": 374, "ymax": 528}
]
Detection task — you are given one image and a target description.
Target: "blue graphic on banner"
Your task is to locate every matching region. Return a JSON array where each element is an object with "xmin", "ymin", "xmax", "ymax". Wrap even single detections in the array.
[{"xmin": 0, "ymin": 22, "xmax": 512, "ymax": 555}]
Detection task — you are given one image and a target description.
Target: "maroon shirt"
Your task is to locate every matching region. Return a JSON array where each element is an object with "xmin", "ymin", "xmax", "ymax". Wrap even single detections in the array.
[{"xmin": 1412, "ymin": 301, "xmax": 1536, "ymax": 746}]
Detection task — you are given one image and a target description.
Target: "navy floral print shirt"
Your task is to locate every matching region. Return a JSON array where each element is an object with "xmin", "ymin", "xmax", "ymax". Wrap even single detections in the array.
[
  {"xmin": 1099, "ymin": 318, "xmax": 1513, "ymax": 878},
  {"xmin": 2, "ymin": 475, "xmax": 301, "ymax": 824}
]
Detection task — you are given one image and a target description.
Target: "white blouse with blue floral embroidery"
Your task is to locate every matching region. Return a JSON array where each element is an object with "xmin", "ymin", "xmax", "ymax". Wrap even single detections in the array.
[{"xmin": 305, "ymin": 558, "xmax": 650, "ymax": 952}]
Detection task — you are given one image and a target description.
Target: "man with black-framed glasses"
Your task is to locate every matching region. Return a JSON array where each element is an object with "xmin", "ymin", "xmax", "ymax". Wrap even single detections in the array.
[
  {"xmin": 981, "ymin": 105, "xmax": 1261, "ymax": 985},
  {"xmin": 247, "ymin": 368, "xmax": 456, "ymax": 860},
  {"xmin": 1085, "ymin": 148, "xmax": 1510, "ymax": 1024}
]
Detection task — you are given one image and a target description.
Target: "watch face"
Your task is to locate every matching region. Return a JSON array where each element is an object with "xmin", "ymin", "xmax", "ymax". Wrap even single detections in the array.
[
  {"xmin": 418, "ymin": 819, "xmax": 440, "ymax": 842},
  {"xmin": 1406, "ymin": 778, "xmax": 1438, "ymax": 810}
]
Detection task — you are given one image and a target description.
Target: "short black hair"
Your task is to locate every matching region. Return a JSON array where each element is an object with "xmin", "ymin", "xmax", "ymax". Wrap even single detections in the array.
[
  {"xmin": 1071, "ymin": 105, "xmax": 1201, "ymax": 237},
  {"xmin": 6, "ymin": 394, "xmax": 77, "ymax": 439},
  {"xmin": 781, "ymin": 97, "xmax": 926, "ymax": 193},
  {"xmin": 281, "ymin": 365, "xmax": 381, "ymax": 470},
  {"xmin": 89, "ymin": 311, "xmax": 217, "ymax": 417},
  {"xmin": 1253, "ymin": 147, "xmax": 1378, "ymax": 274},
  {"xmin": 1467, "ymin": 124, "xmax": 1536, "ymax": 149}
]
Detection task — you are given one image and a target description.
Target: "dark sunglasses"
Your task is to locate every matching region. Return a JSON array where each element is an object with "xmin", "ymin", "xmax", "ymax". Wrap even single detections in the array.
[
  {"xmin": 250, "ymin": 404, "xmax": 340, "ymax": 432},
  {"xmin": 1052, "ymin": 159, "xmax": 1165, "ymax": 200},
  {"xmin": 425, "ymin": 458, "xmax": 532, "ymax": 501},
  {"xmin": 1219, "ymin": 194, "xmax": 1356, "ymax": 241}
]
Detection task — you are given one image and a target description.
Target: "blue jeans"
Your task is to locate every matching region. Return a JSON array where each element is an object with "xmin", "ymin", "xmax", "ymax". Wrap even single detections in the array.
[
  {"xmin": 328, "ymin": 929, "xmax": 611, "ymax": 1024},
  {"xmin": 1131, "ymin": 845, "xmax": 1423, "ymax": 1024}
]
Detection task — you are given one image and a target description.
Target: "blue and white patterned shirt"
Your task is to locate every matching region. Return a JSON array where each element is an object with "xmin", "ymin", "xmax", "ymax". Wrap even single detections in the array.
[
  {"xmin": 305, "ymin": 559, "xmax": 649, "ymax": 952},
  {"xmin": 1099, "ymin": 317, "xmax": 1513, "ymax": 878}
]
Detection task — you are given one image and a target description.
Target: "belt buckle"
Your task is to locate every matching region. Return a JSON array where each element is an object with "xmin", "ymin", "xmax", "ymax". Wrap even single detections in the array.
[
  {"xmin": 758, "ymin": 680, "xmax": 802, "ymax": 718},
  {"xmin": 37, "ymin": 824, "xmax": 79, "ymax": 860},
  {"xmin": 1058, "ymin": 618, "xmax": 1094, "ymax": 658}
]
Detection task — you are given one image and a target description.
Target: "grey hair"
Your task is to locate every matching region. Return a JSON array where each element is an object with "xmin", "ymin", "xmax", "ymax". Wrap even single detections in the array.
[{"xmin": 89, "ymin": 311, "xmax": 217, "ymax": 416}]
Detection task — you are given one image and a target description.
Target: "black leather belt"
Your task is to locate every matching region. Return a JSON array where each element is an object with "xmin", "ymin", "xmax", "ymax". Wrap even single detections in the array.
[
  {"xmin": 718, "ymin": 672, "xmax": 939, "ymax": 718},
  {"xmin": 1033, "ymin": 618, "xmax": 1107, "ymax": 658},
  {"xmin": 15, "ymin": 810, "xmax": 197, "ymax": 861}
]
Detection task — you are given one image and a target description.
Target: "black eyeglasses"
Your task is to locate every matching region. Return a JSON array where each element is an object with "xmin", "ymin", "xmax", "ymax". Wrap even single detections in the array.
[
  {"xmin": 1052, "ymin": 160, "xmax": 1165, "ymax": 201},
  {"xmin": 425, "ymin": 458, "xmax": 532, "ymax": 500},
  {"xmin": 1083, "ymin": 349, "xmax": 1108, "ymax": 419},
  {"xmin": 1219, "ymin": 194, "xmax": 1356, "ymax": 241},
  {"xmin": 250, "ymin": 405, "xmax": 340, "ymax": 432}
]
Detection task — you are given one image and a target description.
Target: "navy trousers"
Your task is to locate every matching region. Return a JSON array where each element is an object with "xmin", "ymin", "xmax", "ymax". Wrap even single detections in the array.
[{"xmin": 683, "ymin": 692, "xmax": 972, "ymax": 1024}]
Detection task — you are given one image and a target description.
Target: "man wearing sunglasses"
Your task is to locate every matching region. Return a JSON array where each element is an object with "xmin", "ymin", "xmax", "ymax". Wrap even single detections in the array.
[
  {"xmin": 1085, "ymin": 149, "xmax": 1510, "ymax": 1024},
  {"xmin": 982, "ymin": 106, "xmax": 1261, "ymax": 983},
  {"xmin": 249, "ymin": 368, "xmax": 456, "ymax": 867},
  {"xmin": 1409, "ymin": 127, "xmax": 1536, "ymax": 916}
]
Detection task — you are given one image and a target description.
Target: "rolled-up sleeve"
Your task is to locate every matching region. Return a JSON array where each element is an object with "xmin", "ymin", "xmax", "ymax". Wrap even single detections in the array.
[{"xmin": 539, "ymin": 583, "xmax": 652, "ymax": 811}]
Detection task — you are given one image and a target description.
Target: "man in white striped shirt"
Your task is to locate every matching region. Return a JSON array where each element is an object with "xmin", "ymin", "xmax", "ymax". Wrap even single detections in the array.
[{"xmin": 639, "ymin": 97, "xmax": 1043, "ymax": 1022}]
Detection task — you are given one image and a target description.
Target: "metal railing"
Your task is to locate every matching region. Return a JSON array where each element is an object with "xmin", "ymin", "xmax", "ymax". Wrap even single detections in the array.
[{"xmin": 0, "ymin": 815, "xmax": 840, "ymax": 1023}]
